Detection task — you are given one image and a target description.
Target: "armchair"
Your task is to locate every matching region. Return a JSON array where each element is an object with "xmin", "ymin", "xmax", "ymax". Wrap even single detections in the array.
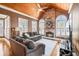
[{"xmin": 9, "ymin": 38, "xmax": 45, "ymax": 56}]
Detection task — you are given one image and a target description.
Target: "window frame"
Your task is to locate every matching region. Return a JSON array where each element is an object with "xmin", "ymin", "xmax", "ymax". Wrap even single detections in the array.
[
  {"xmin": 18, "ymin": 17, "xmax": 28, "ymax": 33},
  {"xmin": 32, "ymin": 20, "xmax": 37, "ymax": 32}
]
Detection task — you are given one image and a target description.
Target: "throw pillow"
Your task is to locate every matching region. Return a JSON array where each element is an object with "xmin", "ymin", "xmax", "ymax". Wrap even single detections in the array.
[
  {"xmin": 28, "ymin": 41, "xmax": 35, "ymax": 49},
  {"xmin": 25, "ymin": 33, "xmax": 30, "ymax": 37},
  {"xmin": 16, "ymin": 37, "xmax": 23, "ymax": 43},
  {"xmin": 23, "ymin": 40, "xmax": 35, "ymax": 49},
  {"xmin": 22, "ymin": 33, "xmax": 28, "ymax": 39}
]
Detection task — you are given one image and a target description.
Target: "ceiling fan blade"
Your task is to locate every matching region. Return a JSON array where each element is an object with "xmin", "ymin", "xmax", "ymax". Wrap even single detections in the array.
[
  {"xmin": 41, "ymin": 7, "xmax": 48, "ymax": 10},
  {"xmin": 36, "ymin": 3, "xmax": 48, "ymax": 11},
  {"xmin": 37, "ymin": 3, "xmax": 41, "ymax": 8}
]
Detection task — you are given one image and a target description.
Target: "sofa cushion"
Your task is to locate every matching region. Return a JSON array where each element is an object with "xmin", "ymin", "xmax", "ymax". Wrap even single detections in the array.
[
  {"xmin": 31, "ymin": 32, "xmax": 34, "ymax": 36},
  {"xmin": 23, "ymin": 40, "xmax": 35, "ymax": 49},
  {"xmin": 26, "ymin": 32, "xmax": 38, "ymax": 36},
  {"xmin": 16, "ymin": 37, "xmax": 24, "ymax": 43},
  {"xmin": 27, "ymin": 32, "xmax": 31, "ymax": 36},
  {"xmin": 28, "ymin": 41, "xmax": 35, "ymax": 49},
  {"xmin": 33, "ymin": 32, "xmax": 36, "ymax": 35}
]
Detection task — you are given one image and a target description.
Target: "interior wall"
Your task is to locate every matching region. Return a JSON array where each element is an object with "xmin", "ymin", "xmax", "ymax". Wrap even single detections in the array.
[{"xmin": 70, "ymin": 3, "xmax": 79, "ymax": 55}]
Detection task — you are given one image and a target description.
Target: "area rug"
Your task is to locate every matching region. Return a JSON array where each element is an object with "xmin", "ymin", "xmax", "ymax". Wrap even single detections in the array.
[{"xmin": 36, "ymin": 38, "xmax": 57, "ymax": 56}]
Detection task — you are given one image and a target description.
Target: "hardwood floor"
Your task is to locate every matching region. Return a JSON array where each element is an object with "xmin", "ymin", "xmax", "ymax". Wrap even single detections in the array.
[
  {"xmin": 50, "ymin": 40, "xmax": 61, "ymax": 56},
  {"xmin": 0, "ymin": 38, "xmax": 61, "ymax": 56}
]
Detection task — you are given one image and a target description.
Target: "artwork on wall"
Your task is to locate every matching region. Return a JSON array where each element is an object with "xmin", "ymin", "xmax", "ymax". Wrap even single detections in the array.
[
  {"xmin": 45, "ymin": 18, "xmax": 55, "ymax": 29},
  {"xmin": 46, "ymin": 20, "xmax": 53, "ymax": 29}
]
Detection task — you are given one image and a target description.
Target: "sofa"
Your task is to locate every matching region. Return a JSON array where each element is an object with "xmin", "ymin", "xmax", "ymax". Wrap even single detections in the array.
[
  {"xmin": 9, "ymin": 38, "xmax": 45, "ymax": 56},
  {"xmin": 21, "ymin": 32, "xmax": 42, "ymax": 41}
]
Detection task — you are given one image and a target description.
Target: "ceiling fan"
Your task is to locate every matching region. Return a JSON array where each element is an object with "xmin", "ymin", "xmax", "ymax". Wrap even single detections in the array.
[{"xmin": 35, "ymin": 3, "xmax": 48, "ymax": 14}]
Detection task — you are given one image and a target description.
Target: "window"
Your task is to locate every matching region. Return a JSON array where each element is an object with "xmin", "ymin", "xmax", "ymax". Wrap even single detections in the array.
[
  {"xmin": 0, "ymin": 19, "xmax": 4, "ymax": 37},
  {"xmin": 18, "ymin": 18, "xmax": 28, "ymax": 34},
  {"xmin": 0, "ymin": 14, "xmax": 10, "ymax": 39},
  {"xmin": 56, "ymin": 15, "xmax": 67, "ymax": 37},
  {"xmin": 39, "ymin": 19, "xmax": 45, "ymax": 35},
  {"xmin": 32, "ymin": 20, "xmax": 37, "ymax": 32},
  {"xmin": 5, "ymin": 16, "xmax": 10, "ymax": 39}
]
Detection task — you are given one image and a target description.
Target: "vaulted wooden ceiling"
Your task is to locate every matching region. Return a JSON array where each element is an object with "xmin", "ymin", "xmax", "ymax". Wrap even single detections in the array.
[
  {"xmin": 40, "ymin": 3, "xmax": 69, "ymax": 12},
  {"xmin": 0, "ymin": 3, "xmax": 70, "ymax": 19}
]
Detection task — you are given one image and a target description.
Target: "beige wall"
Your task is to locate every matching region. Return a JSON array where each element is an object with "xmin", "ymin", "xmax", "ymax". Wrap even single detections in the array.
[{"xmin": 70, "ymin": 3, "xmax": 79, "ymax": 55}]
